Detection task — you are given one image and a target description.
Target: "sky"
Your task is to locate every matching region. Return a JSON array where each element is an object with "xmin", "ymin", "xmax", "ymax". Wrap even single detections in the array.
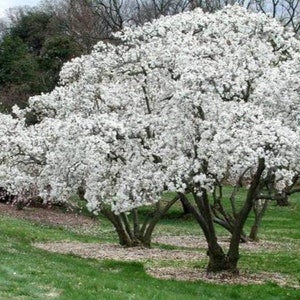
[{"xmin": 0, "ymin": 0, "xmax": 41, "ymax": 18}]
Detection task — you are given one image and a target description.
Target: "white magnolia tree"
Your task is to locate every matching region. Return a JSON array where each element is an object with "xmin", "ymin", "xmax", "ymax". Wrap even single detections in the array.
[{"xmin": 0, "ymin": 5, "xmax": 299, "ymax": 272}]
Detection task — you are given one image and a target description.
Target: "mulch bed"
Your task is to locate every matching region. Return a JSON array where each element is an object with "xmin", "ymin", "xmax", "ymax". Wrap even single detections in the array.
[{"xmin": 0, "ymin": 202, "xmax": 98, "ymax": 229}]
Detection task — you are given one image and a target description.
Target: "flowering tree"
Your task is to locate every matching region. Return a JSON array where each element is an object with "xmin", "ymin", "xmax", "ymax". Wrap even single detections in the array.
[{"xmin": 0, "ymin": 6, "xmax": 299, "ymax": 272}]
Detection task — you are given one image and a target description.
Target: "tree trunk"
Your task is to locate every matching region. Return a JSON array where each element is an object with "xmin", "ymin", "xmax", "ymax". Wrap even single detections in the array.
[
  {"xmin": 276, "ymin": 195, "xmax": 290, "ymax": 206},
  {"xmin": 101, "ymin": 197, "xmax": 179, "ymax": 248},
  {"xmin": 178, "ymin": 191, "xmax": 238, "ymax": 272},
  {"xmin": 276, "ymin": 176, "xmax": 298, "ymax": 206},
  {"xmin": 227, "ymin": 158, "xmax": 265, "ymax": 272},
  {"xmin": 213, "ymin": 217, "xmax": 248, "ymax": 243},
  {"xmin": 249, "ymin": 225, "xmax": 259, "ymax": 241},
  {"xmin": 179, "ymin": 196, "xmax": 190, "ymax": 214},
  {"xmin": 207, "ymin": 243, "xmax": 234, "ymax": 273},
  {"xmin": 142, "ymin": 195, "xmax": 179, "ymax": 246},
  {"xmin": 249, "ymin": 199, "xmax": 268, "ymax": 241},
  {"xmin": 115, "ymin": 227, "xmax": 136, "ymax": 247},
  {"xmin": 101, "ymin": 208, "xmax": 145, "ymax": 247},
  {"xmin": 114, "ymin": 219, "xmax": 151, "ymax": 247}
]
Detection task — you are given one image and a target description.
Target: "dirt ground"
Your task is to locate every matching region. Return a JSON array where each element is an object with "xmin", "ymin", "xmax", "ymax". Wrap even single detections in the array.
[
  {"xmin": 0, "ymin": 202, "xmax": 97, "ymax": 229},
  {"xmin": 1, "ymin": 202, "xmax": 299, "ymax": 288}
]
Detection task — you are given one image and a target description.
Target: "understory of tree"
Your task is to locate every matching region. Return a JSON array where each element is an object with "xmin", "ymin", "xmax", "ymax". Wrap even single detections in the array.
[{"xmin": 101, "ymin": 195, "xmax": 179, "ymax": 247}]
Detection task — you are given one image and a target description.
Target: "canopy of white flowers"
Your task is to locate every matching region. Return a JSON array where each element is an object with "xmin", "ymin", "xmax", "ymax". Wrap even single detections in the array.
[{"xmin": 0, "ymin": 5, "xmax": 299, "ymax": 213}]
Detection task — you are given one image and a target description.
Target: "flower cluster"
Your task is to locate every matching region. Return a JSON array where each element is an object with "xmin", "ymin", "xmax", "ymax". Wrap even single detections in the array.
[{"xmin": 0, "ymin": 6, "xmax": 299, "ymax": 213}]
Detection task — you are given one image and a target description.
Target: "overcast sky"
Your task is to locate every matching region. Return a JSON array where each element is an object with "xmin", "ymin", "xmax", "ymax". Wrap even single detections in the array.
[{"xmin": 0, "ymin": 0, "xmax": 41, "ymax": 18}]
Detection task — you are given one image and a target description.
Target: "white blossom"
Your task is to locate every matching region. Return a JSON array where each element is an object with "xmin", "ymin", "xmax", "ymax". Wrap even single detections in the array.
[{"xmin": 0, "ymin": 6, "xmax": 299, "ymax": 213}]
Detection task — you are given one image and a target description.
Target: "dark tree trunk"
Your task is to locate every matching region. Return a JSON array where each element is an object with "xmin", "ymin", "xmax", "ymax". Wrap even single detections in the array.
[
  {"xmin": 249, "ymin": 199, "xmax": 268, "ymax": 241},
  {"xmin": 276, "ymin": 176, "xmax": 298, "ymax": 206},
  {"xmin": 227, "ymin": 158, "xmax": 265, "ymax": 271},
  {"xmin": 101, "ymin": 196, "xmax": 179, "ymax": 248},
  {"xmin": 179, "ymin": 196, "xmax": 190, "ymax": 214},
  {"xmin": 276, "ymin": 195, "xmax": 290, "ymax": 206},
  {"xmin": 213, "ymin": 217, "xmax": 248, "ymax": 243},
  {"xmin": 207, "ymin": 243, "xmax": 236, "ymax": 273},
  {"xmin": 179, "ymin": 191, "xmax": 238, "ymax": 272},
  {"xmin": 249, "ymin": 225, "xmax": 259, "ymax": 242},
  {"xmin": 179, "ymin": 159, "xmax": 265, "ymax": 273},
  {"xmin": 211, "ymin": 182, "xmax": 248, "ymax": 243}
]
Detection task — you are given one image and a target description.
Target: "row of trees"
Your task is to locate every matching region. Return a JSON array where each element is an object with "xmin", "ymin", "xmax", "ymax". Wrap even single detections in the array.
[
  {"xmin": 0, "ymin": 6, "xmax": 299, "ymax": 273},
  {"xmin": 1, "ymin": 0, "xmax": 300, "ymax": 112}
]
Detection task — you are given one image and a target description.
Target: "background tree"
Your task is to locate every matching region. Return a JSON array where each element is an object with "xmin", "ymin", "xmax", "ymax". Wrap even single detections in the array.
[
  {"xmin": 0, "ymin": 7, "xmax": 80, "ymax": 112},
  {"xmin": 250, "ymin": 0, "xmax": 300, "ymax": 33},
  {"xmin": 41, "ymin": 0, "xmax": 110, "ymax": 52},
  {"xmin": 0, "ymin": 35, "xmax": 38, "ymax": 111}
]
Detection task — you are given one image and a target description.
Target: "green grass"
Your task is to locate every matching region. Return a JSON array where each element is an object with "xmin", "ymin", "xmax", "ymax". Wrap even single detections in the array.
[{"xmin": 0, "ymin": 194, "xmax": 300, "ymax": 299}]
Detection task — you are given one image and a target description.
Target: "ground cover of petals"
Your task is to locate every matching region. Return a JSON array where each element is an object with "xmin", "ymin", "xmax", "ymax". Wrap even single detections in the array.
[
  {"xmin": 146, "ymin": 267, "xmax": 300, "ymax": 288},
  {"xmin": 33, "ymin": 242, "xmax": 206, "ymax": 261},
  {"xmin": 153, "ymin": 235, "xmax": 298, "ymax": 252}
]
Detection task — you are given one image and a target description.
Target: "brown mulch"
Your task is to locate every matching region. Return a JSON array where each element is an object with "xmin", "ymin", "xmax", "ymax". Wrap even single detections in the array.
[
  {"xmin": 0, "ymin": 202, "xmax": 98, "ymax": 229},
  {"xmin": 147, "ymin": 267, "xmax": 300, "ymax": 288},
  {"xmin": 153, "ymin": 235, "xmax": 297, "ymax": 252},
  {"xmin": 33, "ymin": 242, "xmax": 206, "ymax": 261}
]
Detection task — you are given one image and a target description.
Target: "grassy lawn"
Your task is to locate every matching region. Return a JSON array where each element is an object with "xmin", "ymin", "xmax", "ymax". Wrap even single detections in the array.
[{"xmin": 0, "ymin": 193, "xmax": 300, "ymax": 299}]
